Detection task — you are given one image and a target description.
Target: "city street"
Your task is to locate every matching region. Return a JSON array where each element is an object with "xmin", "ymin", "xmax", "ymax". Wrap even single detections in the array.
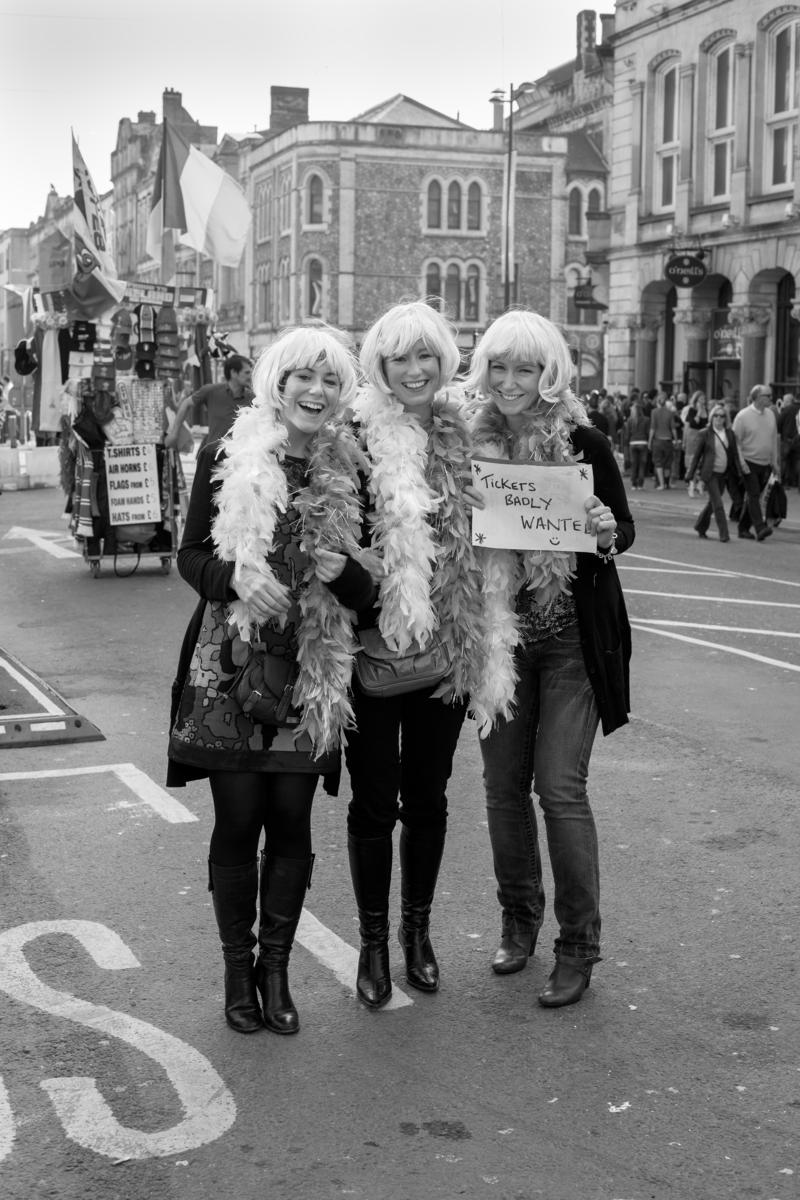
[{"xmin": 0, "ymin": 481, "xmax": 798, "ymax": 1200}]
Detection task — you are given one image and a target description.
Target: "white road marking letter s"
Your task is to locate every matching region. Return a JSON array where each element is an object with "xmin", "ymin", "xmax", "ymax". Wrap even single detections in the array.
[{"xmin": 0, "ymin": 920, "xmax": 236, "ymax": 1160}]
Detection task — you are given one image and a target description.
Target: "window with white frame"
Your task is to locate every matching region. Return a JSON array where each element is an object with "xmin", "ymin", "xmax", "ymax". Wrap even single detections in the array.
[
  {"xmin": 427, "ymin": 181, "xmax": 442, "ymax": 229},
  {"xmin": 424, "ymin": 177, "xmax": 485, "ymax": 234},
  {"xmin": 568, "ymin": 188, "xmax": 584, "ymax": 236},
  {"xmin": 422, "ymin": 259, "xmax": 483, "ymax": 323},
  {"xmin": 654, "ymin": 61, "xmax": 680, "ymax": 211},
  {"xmin": 305, "ymin": 258, "xmax": 323, "ymax": 318},
  {"xmin": 587, "ymin": 187, "xmax": 602, "ymax": 218},
  {"xmin": 306, "ymin": 174, "xmax": 324, "ymax": 225},
  {"xmin": 766, "ymin": 19, "xmax": 799, "ymax": 190},
  {"xmin": 708, "ymin": 43, "xmax": 734, "ymax": 199},
  {"xmin": 256, "ymin": 263, "xmax": 272, "ymax": 325}
]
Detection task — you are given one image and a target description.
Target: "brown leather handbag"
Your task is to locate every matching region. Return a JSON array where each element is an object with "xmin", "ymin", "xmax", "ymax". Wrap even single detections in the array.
[{"xmin": 232, "ymin": 646, "xmax": 300, "ymax": 726}]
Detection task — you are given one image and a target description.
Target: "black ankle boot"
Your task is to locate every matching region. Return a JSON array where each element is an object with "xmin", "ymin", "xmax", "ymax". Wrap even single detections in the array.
[
  {"xmin": 208, "ymin": 859, "xmax": 263, "ymax": 1034},
  {"xmin": 255, "ymin": 853, "xmax": 313, "ymax": 1034},
  {"xmin": 538, "ymin": 955, "xmax": 598, "ymax": 1008},
  {"xmin": 348, "ymin": 835, "xmax": 392, "ymax": 1008},
  {"xmin": 492, "ymin": 919, "xmax": 538, "ymax": 975},
  {"xmin": 398, "ymin": 825, "xmax": 445, "ymax": 993}
]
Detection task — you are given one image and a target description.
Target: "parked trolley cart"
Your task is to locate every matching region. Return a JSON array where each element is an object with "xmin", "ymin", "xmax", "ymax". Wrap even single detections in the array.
[{"xmin": 62, "ymin": 298, "xmax": 197, "ymax": 578}]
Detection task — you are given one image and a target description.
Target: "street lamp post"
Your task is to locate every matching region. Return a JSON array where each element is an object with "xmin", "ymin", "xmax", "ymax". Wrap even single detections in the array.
[{"xmin": 490, "ymin": 83, "xmax": 534, "ymax": 311}]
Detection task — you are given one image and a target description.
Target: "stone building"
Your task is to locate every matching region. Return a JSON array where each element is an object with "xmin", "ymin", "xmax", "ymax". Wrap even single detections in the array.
[
  {"xmin": 603, "ymin": 0, "xmax": 800, "ymax": 403},
  {"xmin": 514, "ymin": 8, "xmax": 615, "ymax": 392},
  {"xmin": 245, "ymin": 89, "xmax": 567, "ymax": 355}
]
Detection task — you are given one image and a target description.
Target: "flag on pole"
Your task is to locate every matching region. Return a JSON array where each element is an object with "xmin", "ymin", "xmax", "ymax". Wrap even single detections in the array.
[
  {"xmin": 146, "ymin": 119, "xmax": 251, "ymax": 276},
  {"xmin": 71, "ymin": 134, "xmax": 126, "ymax": 319}
]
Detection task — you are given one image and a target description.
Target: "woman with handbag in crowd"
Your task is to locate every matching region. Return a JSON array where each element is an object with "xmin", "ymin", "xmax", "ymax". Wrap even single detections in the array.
[
  {"xmin": 344, "ymin": 300, "xmax": 485, "ymax": 1009},
  {"xmin": 686, "ymin": 403, "xmax": 742, "ymax": 542},
  {"xmin": 167, "ymin": 326, "xmax": 377, "ymax": 1036},
  {"xmin": 466, "ymin": 309, "xmax": 634, "ymax": 1008}
]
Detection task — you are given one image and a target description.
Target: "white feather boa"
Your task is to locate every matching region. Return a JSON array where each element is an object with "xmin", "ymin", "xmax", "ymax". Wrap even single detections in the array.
[
  {"xmin": 211, "ymin": 403, "xmax": 369, "ymax": 756},
  {"xmin": 470, "ymin": 393, "xmax": 590, "ymax": 736},
  {"xmin": 352, "ymin": 386, "xmax": 485, "ymax": 700}
]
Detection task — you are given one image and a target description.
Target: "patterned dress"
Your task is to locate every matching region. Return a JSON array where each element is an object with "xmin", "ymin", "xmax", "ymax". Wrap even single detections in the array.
[{"xmin": 169, "ymin": 455, "xmax": 338, "ymax": 776}]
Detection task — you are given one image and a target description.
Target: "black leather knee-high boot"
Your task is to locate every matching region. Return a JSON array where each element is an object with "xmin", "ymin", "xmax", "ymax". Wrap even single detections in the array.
[
  {"xmin": 255, "ymin": 852, "xmax": 314, "ymax": 1035},
  {"xmin": 208, "ymin": 859, "xmax": 263, "ymax": 1034},
  {"xmin": 348, "ymin": 834, "xmax": 393, "ymax": 1008},
  {"xmin": 398, "ymin": 824, "xmax": 445, "ymax": 993}
]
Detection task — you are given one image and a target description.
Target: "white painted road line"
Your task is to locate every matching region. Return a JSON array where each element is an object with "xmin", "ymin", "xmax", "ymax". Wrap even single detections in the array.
[
  {"xmin": 630, "ymin": 618, "xmax": 800, "ymax": 638},
  {"xmin": 0, "ymin": 1075, "xmax": 13, "ymax": 1164},
  {"xmin": 2, "ymin": 526, "xmax": 80, "ymax": 558},
  {"xmin": 0, "ymin": 764, "xmax": 197, "ymax": 824},
  {"xmin": 624, "ymin": 552, "xmax": 800, "ymax": 588},
  {"xmin": 297, "ymin": 909, "xmax": 414, "ymax": 1009},
  {"xmin": 626, "ymin": 590, "xmax": 800, "ymax": 609},
  {"xmin": 0, "ymin": 656, "xmax": 63, "ymax": 717},
  {"xmin": 630, "ymin": 623, "xmax": 800, "ymax": 672}
]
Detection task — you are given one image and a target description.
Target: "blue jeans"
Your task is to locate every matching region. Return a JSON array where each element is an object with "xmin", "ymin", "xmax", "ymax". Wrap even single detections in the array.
[{"xmin": 479, "ymin": 623, "xmax": 601, "ymax": 960}]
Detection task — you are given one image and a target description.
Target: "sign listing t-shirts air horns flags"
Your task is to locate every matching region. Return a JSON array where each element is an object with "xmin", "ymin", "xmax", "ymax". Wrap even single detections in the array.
[
  {"xmin": 470, "ymin": 458, "xmax": 596, "ymax": 552},
  {"xmin": 104, "ymin": 444, "xmax": 161, "ymax": 526}
]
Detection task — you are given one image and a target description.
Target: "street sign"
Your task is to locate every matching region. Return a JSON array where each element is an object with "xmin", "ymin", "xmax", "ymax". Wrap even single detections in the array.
[{"xmin": 664, "ymin": 253, "xmax": 707, "ymax": 288}]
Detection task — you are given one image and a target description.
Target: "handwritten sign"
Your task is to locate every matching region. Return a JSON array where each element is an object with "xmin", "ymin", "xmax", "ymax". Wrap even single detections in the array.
[
  {"xmin": 471, "ymin": 458, "xmax": 596, "ymax": 551},
  {"xmin": 105, "ymin": 443, "xmax": 161, "ymax": 526}
]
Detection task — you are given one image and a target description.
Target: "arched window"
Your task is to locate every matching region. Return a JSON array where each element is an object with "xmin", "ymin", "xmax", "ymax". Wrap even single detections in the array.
[
  {"xmin": 467, "ymin": 182, "xmax": 482, "ymax": 231},
  {"xmin": 279, "ymin": 258, "xmax": 290, "ymax": 322},
  {"xmin": 444, "ymin": 263, "xmax": 461, "ymax": 319},
  {"xmin": 307, "ymin": 174, "xmax": 324, "ymax": 225},
  {"xmin": 425, "ymin": 262, "xmax": 442, "ymax": 305},
  {"xmin": 257, "ymin": 264, "xmax": 272, "ymax": 325},
  {"xmin": 447, "ymin": 182, "xmax": 462, "ymax": 231},
  {"xmin": 279, "ymin": 172, "xmax": 292, "ymax": 231},
  {"xmin": 568, "ymin": 189, "xmax": 584, "ymax": 236},
  {"xmin": 587, "ymin": 188, "xmax": 602, "ymax": 215},
  {"xmin": 465, "ymin": 264, "xmax": 480, "ymax": 322},
  {"xmin": 306, "ymin": 258, "xmax": 323, "ymax": 318},
  {"xmin": 427, "ymin": 181, "xmax": 442, "ymax": 229}
]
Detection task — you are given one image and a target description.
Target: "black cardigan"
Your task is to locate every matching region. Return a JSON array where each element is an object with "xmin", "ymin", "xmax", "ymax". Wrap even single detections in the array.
[{"xmin": 567, "ymin": 426, "xmax": 635, "ymax": 736}]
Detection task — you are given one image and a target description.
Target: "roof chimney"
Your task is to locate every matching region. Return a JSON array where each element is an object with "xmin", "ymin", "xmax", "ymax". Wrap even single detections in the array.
[{"xmin": 269, "ymin": 86, "xmax": 309, "ymax": 134}]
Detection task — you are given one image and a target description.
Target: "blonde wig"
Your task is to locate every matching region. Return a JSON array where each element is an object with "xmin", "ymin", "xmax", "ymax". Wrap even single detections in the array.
[
  {"xmin": 251, "ymin": 325, "xmax": 358, "ymax": 416},
  {"xmin": 359, "ymin": 301, "xmax": 461, "ymax": 395},
  {"xmin": 465, "ymin": 309, "xmax": 575, "ymax": 404}
]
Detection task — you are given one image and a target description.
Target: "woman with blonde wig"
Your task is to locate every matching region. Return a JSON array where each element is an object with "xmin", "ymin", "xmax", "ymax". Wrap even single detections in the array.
[
  {"xmin": 344, "ymin": 300, "xmax": 484, "ymax": 1009},
  {"xmin": 168, "ymin": 326, "xmax": 377, "ymax": 1036},
  {"xmin": 466, "ymin": 309, "xmax": 634, "ymax": 1007}
]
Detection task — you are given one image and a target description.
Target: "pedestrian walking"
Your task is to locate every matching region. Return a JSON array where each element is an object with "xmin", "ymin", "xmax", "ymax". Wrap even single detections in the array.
[
  {"xmin": 465, "ymin": 309, "xmax": 634, "ymax": 1008},
  {"xmin": 167, "ymin": 326, "xmax": 377, "ymax": 1035},
  {"xmin": 732, "ymin": 384, "xmax": 781, "ymax": 540},
  {"xmin": 625, "ymin": 398, "xmax": 650, "ymax": 489},
  {"xmin": 687, "ymin": 404, "xmax": 742, "ymax": 542},
  {"xmin": 343, "ymin": 301, "xmax": 484, "ymax": 1009},
  {"xmin": 648, "ymin": 392, "xmax": 676, "ymax": 489}
]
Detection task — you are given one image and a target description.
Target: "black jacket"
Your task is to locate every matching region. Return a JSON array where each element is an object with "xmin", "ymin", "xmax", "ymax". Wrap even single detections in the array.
[{"xmin": 568, "ymin": 426, "xmax": 634, "ymax": 736}]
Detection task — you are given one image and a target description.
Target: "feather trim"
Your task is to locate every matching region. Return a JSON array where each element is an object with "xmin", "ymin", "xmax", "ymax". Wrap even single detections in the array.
[
  {"xmin": 211, "ymin": 404, "xmax": 366, "ymax": 757},
  {"xmin": 470, "ymin": 394, "xmax": 587, "ymax": 734},
  {"xmin": 353, "ymin": 386, "xmax": 486, "ymax": 698}
]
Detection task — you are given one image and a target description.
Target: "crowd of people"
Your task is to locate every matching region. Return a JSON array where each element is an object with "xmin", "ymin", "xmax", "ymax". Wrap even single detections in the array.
[
  {"xmin": 166, "ymin": 305, "xmax": 633, "ymax": 1035},
  {"xmin": 578, "ymin": 382, "xmax": 794, "ymax": 542}
]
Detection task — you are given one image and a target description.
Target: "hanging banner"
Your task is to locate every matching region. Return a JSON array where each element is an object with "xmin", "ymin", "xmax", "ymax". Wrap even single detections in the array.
[
  {"xmin": 470, "ymin": 459, "xmax": 596, "ymax": 552},
  {"xmin": 104, "ymin": 444, "xmax": 161, "ymax": 525}
]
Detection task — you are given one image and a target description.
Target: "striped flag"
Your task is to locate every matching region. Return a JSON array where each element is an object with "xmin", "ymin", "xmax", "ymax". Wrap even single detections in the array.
[
  {"xmin": 146, "ymin": 119, "xmax": 251, "ymax": 278},
  {"xmin": 71, "ymin": 134, "xmax": 126, "ymax": 318}
]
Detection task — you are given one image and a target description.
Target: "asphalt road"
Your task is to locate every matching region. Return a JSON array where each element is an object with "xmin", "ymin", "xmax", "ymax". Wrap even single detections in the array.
[{"xmin": 0, "ymin": 480, "xmax": 798, "ymax": 1200}]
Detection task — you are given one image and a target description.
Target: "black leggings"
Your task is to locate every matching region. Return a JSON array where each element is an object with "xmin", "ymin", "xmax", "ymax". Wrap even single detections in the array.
[{"xmin": 208, "ymin": 771, "xmax": 317, "ymax": 866}]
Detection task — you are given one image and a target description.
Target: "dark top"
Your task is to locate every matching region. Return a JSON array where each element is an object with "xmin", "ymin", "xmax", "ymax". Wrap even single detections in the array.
[
  {"xmin": 167, "ymin": 440, "xmax": 376, "ymax": 788},
  {"xmin": 568, "ymin": 425, "xmax": 635, "ymax": 736},
  {"xmin": 688, "ymin": 424, "xmax": 741, "ymax": 484}
]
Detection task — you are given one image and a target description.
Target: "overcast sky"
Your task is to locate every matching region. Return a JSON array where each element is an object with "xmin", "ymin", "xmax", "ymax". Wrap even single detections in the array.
[{"xmin": 0, "ymin": 0, "xmax": 611, "ymax": 231}]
